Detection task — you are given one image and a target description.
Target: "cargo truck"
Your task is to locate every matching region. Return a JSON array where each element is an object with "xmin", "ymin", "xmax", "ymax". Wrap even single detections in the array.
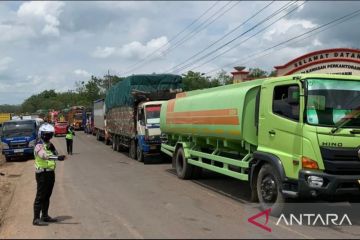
[
  {"xmin": 1, "ymin": 119, "xmax": 38, "ymax": 161},
  {"xmin": 68, "ymin": 106, "xmax": 84, "ymax": 130},
  {"xmin": 105, "ymin": 74, "xmax": 183, "ymax": 163},
  {"xmin": 160, "ymin": 74, "xmax": 360, "ymax": 215},
  {"xmin": 93, "ymin": 99, "xmax": 106, "ymax": 141},
  {"xmin": 0, "ymin": 113, "xmax": 11, "ymax": 132},
  {"xmin": 0, "ymin": 113, "xmax": 11, "ymax": 124}
]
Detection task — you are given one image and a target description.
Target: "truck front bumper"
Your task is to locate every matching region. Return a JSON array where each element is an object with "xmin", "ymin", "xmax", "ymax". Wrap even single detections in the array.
[
  {"xmin": 296, "ymin": 169, "xmax": 360, "ymax": 198},
  {"xmin": 2, "ymin": 147, "xmax": 34, "ymax": 157},
  {"xmin": 142, "ymin": 144, "xmax": 161, "ymax": 155}
]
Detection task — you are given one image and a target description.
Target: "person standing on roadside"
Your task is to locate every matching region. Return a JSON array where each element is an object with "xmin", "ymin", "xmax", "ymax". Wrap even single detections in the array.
[
  {"xmin": 66, "ymin": 125, "xmax": 75, "ymax": 155},
  {"xmin": 33, "ymin": 123, "xmax": 66, "ymax": 226}
]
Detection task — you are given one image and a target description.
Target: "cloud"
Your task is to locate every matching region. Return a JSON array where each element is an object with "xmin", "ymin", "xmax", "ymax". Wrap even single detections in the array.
[
  {"xmin": 0, "ymin": 22, "xmax": 36, "ymax": 43},
  {"xmin": 92, "ymin": 47, "xmax": 116, "ymax": 58},
  {"xmin": 263, "ymin": 19, "xmax": 317, "ymax": 41},
  {"xmin": 92, "ymin": 36, "xmax": 169, "ymax": 60},
  {"xmin": 0, "ymin": 57, "xmax": 13, "ymax": 72},
  {"xmin": 17, "ymin": 1, "xmax": 65, "ymax": 37},
  {"xmin": 74, "ymin": 69, "xmax": 91, "ymax": 77}
]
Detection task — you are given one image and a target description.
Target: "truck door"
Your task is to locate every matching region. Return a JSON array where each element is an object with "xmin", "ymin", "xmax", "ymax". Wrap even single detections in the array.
[
  {"xmin": 137, "ymin": 107, "xmax": 145, "ymax": 136},
  {"xmin": 258, "ymin": 81, "xmax": 303, "ymax": 179}
]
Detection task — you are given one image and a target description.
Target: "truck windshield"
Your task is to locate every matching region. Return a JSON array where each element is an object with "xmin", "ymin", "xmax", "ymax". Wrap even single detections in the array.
[
  {"xmin": 306, "ymin": 78, "xmax": 360, "ymax": 128},
  {"xmin": 2, "ymin": 120, "xmax": 36, "ymax": 138},
  {"xmin": 75, "ymin": 113, "xmax": 82, "ymax": 120},
  {"xmin": 145, "ymin": 105, "xmax": 161, "ymax": 124}
]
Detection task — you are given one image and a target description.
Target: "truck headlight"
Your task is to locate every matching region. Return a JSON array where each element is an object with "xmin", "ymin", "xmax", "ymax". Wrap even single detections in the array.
[
  {"xmin": 307, "ymin": 176, "xmax": 324, "ymax": 188},
  {"xmin": 28, "ymin": 140, "xmax": 36, "ymax": 147},
  {"xmin": 2, "ymin": 142, "xmax": 9, "ymax": 149}
]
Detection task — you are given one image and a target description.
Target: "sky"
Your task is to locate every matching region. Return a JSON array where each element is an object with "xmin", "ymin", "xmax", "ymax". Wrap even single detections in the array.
[{"xmin": 0, "ymin": 1, "xmax": 360, "ymax": 104}]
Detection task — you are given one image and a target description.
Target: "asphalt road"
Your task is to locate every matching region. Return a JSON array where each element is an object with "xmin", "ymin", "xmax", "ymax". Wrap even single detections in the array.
[{"xmin": 1, "ymin": 132, "xmax": 360, "ymax": 239}]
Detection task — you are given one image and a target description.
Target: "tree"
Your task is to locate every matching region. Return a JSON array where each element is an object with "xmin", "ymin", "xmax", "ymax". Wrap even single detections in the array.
[
  {"xmin": 248, "ymin": 68, "xmax": 268, "ymax": 79},
  {"xmin": 268, "ymin": 70, "xmax": 277, "ymax": 77},
  {"xmin": 181, "ymin": 71, "xmax": 215, "ymax": 91},
  {"xmin": 213, "ymin": 70, "xmax": 233, "ymax": 85}
]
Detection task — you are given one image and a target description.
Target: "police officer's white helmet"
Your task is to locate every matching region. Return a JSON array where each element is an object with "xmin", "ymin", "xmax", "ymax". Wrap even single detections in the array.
[{"xmin": 39, "ymin": 123, "xmax": 55, "ymax": 141}]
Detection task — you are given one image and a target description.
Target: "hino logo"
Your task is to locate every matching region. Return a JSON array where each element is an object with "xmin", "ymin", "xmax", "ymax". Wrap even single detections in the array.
[
  {"xmin": 322, "ymin": 142, "xmax": 343, "ymax": 147},
  {"xmin": 276, "ymin": 213, "xmax": 352, "ymax": 226}
]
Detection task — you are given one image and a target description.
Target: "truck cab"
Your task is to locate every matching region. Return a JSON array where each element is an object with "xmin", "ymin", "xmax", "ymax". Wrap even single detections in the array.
[
  {"xmin": 136, "ymin": 101, "xmax": 164, "ymax": 162},
  {"xmin": 255, "ymin": 74, "xmax": 360, "ymax": 211},
  {"xmin": 1, "ymin": 120, "xmax": 38, "ymax": 161}
]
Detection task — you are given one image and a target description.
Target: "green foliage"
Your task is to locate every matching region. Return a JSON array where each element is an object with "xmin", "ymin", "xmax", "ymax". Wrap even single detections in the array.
[
  {"xmin": 182, "ymin": 71, "xmax": 221, "ymax": 91},
  {"xmin": 0, "ymin": 104, "xmax": 21, "ymax": 113},
  {"xmin": 215, "ymin": 69, "xmax": 233, "ymax": 85},
  {"xmin": 13, "ymin": 68, "xmax": 273, "ymax": 114},
  {"xmin": 19, "ymin": 74, "xmax": 124, "ymax": 113},
  {"xmin": 248, "ymin": 68, "xmax": 268, "ymax": 79}
]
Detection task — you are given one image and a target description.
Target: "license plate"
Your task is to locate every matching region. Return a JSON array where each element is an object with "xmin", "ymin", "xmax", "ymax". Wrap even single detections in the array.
[
  {"xmin": 14, "ymin": 149, "xmax": 24, "ymax": 153},
  {"xmin": 150, "ymin": 146, "xmax": 157, "ymax": 150}
]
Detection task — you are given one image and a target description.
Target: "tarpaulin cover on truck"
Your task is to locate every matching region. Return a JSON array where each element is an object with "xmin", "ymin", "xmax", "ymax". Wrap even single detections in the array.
[{"xmin": 105, "ymin": 74, "xmax": 183, "ymax": 111}]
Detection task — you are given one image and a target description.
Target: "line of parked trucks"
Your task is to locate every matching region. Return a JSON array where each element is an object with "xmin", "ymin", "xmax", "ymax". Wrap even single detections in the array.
[
  {"xmin": 86, "ymin": 73, "xmax": 360, "ymax": 214},
  {"xmin": 1, "ymin": 73, "xmax": 359, "ymax": 214},
  {"xmin": 0, "ymin": 106, "xmax": 90, "ymax": 162}
]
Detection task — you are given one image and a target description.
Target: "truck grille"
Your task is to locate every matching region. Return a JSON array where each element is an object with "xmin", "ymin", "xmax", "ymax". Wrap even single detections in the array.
[
  {"xmin": 10, "ymin": 142, "xmax": 28, "ymax": 149},
  {"xmin": 320, "ymin": 146, "xmax": 360, "ymax": 174}
]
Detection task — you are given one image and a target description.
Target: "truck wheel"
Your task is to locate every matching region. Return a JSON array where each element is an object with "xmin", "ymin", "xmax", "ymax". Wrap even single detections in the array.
[
  {"xmin": 175, "ymin": 147, "xmax": 193, "ymax": 179},
  {"xmin": 257, "ymin": 164, "xmax": 285, "ymax": 217},
  {"xmin": 129, "ymin": 140, "xmax": 137, "ymax": 160},
  {"xmin": 118, "ymin": 144, "xmax": 127, "ymax": 152},
  {"xmin": 112, "ymin": 137, "xmax": 117, "ymax": 151},
  {"xmin": 5, "ymin": 156, "xmax": 11, "ymax": 162},
  {"xmin": 96, "ymin": 131, "xmax": 100, "ymax": 141},
  {"xmin": 136, "ymin": 144, "xmax": 144, "ymax": 162}
]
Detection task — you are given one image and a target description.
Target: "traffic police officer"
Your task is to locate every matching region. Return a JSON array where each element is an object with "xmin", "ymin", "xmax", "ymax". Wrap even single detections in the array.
[
  {"xmin": 65, "ymin": 125, "xmax": 75, "ymax": 155},
  {"xmin": 33, "ymin": 123, "xmax": 65, "ymax": 226}
]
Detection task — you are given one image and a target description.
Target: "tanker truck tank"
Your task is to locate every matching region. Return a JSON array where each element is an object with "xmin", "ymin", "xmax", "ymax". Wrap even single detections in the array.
[{"xmin": 160, "ymin": 79, "xmax": 264, "ymax": 146}]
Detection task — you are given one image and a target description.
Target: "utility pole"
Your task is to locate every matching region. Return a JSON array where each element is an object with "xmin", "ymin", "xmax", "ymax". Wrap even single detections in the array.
[{"xmin": 107, "ymin": 69, "xmax": 111, "ymax": 90}]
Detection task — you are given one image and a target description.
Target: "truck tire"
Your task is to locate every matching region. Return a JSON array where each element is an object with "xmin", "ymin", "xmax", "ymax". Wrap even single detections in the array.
[
  {"xmin": 129, "ymin": 140, "xmax": 137, "ymax": 160},
  {"xmin": 118, "ymin": 144, "xmax": 127, "ymax": 152},
  {"xmin": 112, "ymin": 137, "xmax": 117, "ymax": 151},
  {"xmin": 256, "ymin": 164, "xmax": 285, "ymax": 217},
  {"xmin": 96, "ymin": 131, "xmax": 100, "ymax": 141},
  {"xmin": 136, "ymin": 144, "xmax": 144, "ymax": 162},
  {"xmin": 5, "ymin": 156, "xmax": 11, "ymax": 162},
  {"xmin": 175, "ymin": 147, "xmax": 193, "ymax": 180}
]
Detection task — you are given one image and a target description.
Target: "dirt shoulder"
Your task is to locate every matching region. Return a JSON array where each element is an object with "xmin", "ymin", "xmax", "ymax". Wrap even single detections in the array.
[{"xmin": 0, "ymin": 154, "xmax": 27, "ymax": 230}]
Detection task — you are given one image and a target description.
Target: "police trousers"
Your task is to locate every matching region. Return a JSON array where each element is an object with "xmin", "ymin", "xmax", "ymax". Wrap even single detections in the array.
[
  {"xmin": 66, "ymin": 139, "xmax": 73, "ymax": 154},
  {"xmin": 33, "ymin": 171, "xmax": 55, "ymax": 220}
]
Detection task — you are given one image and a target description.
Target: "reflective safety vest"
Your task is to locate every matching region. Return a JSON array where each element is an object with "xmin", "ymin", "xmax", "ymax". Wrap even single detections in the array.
[
  {"xmin": 34, "ymin": 144, "xmax": 56, "ymax": 170},
  {"xmin": 66, "ymin": 129, "xmax": 73, "ymax": 140}
]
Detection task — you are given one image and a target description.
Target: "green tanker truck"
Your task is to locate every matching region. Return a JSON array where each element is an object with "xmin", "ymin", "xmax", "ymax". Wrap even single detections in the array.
[{"xmin": 160, "ymin": 73, "xmax": 360, "ymax": 214}]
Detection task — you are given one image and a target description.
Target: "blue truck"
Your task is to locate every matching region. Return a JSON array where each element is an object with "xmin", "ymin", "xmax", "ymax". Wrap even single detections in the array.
[
  {"xmin": 105, "ymin": 74, "xmax": 183, "ymax": 163},
  {"xmin": 1, "ymin": 119, "xmax": 38, "ymax": 161}
]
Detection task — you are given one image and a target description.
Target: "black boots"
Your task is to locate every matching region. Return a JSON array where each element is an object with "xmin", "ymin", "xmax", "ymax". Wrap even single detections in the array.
[{"xmin": 32, "ymin": 218, "xmax": 48, "ymax": 226}]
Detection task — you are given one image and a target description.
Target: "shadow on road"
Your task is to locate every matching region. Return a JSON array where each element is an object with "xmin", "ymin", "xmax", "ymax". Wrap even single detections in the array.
[
  {"xmin": 53, "ymin": 215, "xmax": 80, "ymax": 225},
  {"xmin": 166, "ymin": 168, "xmax": 360, "ymax": 228},
  {"xmin": 166, "ymin": 168, "xmax": 252, "ymax": 203}
]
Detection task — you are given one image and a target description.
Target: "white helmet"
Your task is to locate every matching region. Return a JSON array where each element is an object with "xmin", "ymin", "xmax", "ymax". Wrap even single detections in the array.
[{"xmin": 39, "ymin": 123, "xmax": 55, "ymax": 141}]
